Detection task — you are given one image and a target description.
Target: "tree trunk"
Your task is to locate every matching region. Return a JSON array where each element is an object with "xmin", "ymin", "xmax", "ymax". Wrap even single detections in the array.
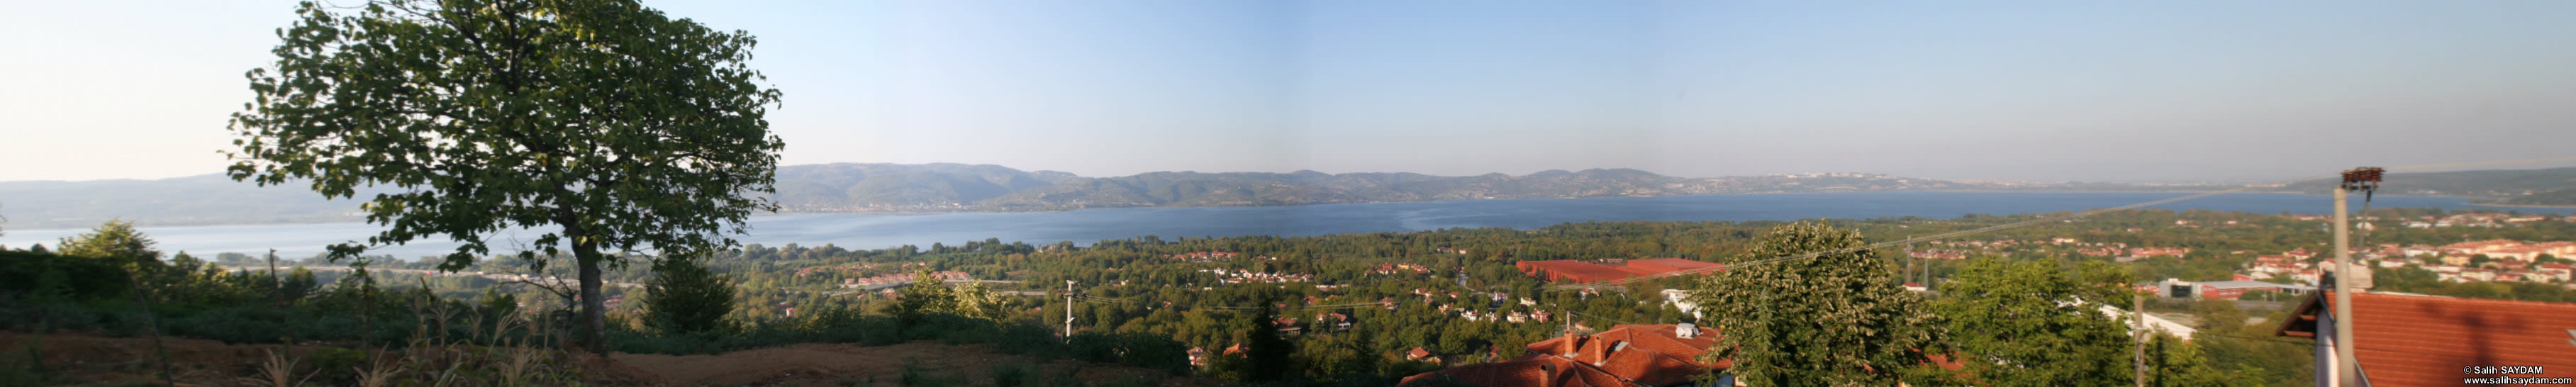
[{"xmin": 576, "ymin": 241, "xmax": 607, "ymax": 354}]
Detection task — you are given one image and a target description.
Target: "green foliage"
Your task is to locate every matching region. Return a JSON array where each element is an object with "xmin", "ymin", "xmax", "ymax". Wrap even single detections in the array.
[
  {"xmin": 642, "ymin": 257, "xmax": 735, "ymax": 335},
  {"xmin": 306, "ymin": 347, "xmax": 369, "ymax": 383},
  {"xmin": 0, "ymin": 250, "xmax": 131, "ymax": 301},
  {"xmin": 230, "ymin": 0, "xmax": 786, "ymax": 352},
  {"xmin": 990, "ymin": 361, "xmax": 1034, "ymax": 387},
  {"xmin": 1230, "ymin": 305, "xmax": 1298, "ymax": 382},
  {"xmin": 2141, "ymin": 334, "xmax": 2244, "ymax": 386},
  {"xmin": 2504, "ymin": 186, "xmax": 2576, "ymax": 206},
  {"xmin": 890, "ymin": 271, "xmax": 953, "ymax": 326},
  {"xmin": 54, "ymin": 220, "xmax": 161, "ymax": 269},
  {"xmin": 1931, "ymin": 258, "xmax": 2137, "ymax": 386},
  {"xmin": 1687, "ymin": 221, "xmax": 1946, "ymax": 386},
  {"xmin": 951, "ymin": 281, "xmax": 1006, "ymax": 321}
]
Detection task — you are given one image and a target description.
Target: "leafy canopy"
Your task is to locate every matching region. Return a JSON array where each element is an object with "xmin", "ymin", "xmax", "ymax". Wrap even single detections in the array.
[
  {"xmin": 1930, "ymin": 258, "xmax": 2139, "ymax": 386},
  {"xmin": 57, "ymin": 220, "xmax": 163, "ymax": 267},
  {"xmin": 1686, "ymin": 221, "xmax": 1947, "ymax": 386},
  {"xmin": 225, "ymin": 0, "xmax": 786, "ymax": 269}
]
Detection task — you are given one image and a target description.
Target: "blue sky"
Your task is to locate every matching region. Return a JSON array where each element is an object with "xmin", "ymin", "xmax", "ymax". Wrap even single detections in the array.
[{"xmin": 4, "ymin": 1, "xmax": 2573, "ymax": 182}]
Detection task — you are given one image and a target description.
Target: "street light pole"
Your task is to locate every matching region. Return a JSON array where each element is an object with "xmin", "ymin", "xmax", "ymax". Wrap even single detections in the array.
[{"xmin": 2331, "ymin": 167, "xmax": 2381, "ymax": 387}]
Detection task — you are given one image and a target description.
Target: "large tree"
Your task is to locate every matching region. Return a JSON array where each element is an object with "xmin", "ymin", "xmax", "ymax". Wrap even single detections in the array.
[
  {"xmin": 1930, "ymin": 258, "xmax": 2138, "ymax": 386},
  {"xmin": 1686, "ymin": 221, "xmax": 1947, "ymax": 386},
  {"xmin": 227, "ymin": 0, "xmax": 784, "ymax": 352}
]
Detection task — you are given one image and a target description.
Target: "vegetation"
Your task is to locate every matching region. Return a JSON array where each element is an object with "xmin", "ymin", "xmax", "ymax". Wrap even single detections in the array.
[
  {"xmin": 18, "ymin": 205, "xmax": 2575, "ymax": 384},
  {"xmin": 641, "ymin": 257, "xmax": 736, "ymax": 335},
  {"xmin": 2505, "ymin": 187, "xmax": 2576, "ymax": 206},
  {"xmin": 1686, "ymin": 222, "xmax": 1946, "ymax": 386},
  {"xmin": 1932, "ymin": 258, "xmax": 2180, "ymax": 386},
  {"xmin": 2285, "ymin": 167, "xmax": 2576, "ymax": 198},
  {"xmin": 225, "ymin": 0, "xmax": 787, "ymax": 352}
]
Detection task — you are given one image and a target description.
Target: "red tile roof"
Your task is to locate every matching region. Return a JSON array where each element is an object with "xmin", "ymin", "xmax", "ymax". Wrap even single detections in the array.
[
  {"xmin": 1504, "ymin": 324, "xmax": 1728, "ymax": 385},
  {"xmin": 1396, "ymin": 355, "xmax": 1628, "ymax": 387},
  {"xmin": 2277, "ymin": 291, "xmax": 2576, "ymax": 386}
]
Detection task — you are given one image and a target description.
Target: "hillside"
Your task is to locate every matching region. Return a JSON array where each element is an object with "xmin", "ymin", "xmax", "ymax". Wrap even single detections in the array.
[
  {"xmin": 2281, "ymin": 167, "xmax": 2576, "ymax": 201},
  {"xmin": 2504, "ymin": 187, "xmax": 2576, "ymax": 206},
  {"xmin": 779, "ymin": 165, "xmax": 2218, "ymax": 213},
  {"xmin": 0, "ymin": 163, "xmax": 2266, "ymax": 229}
]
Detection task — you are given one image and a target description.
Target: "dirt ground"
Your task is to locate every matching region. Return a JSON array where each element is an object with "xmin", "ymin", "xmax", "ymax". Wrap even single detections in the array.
[
  {"xmin": 613, "ymin": 342, "xmax": 1220, "ymax": 386},
  {"xmin": 0, "ymin": 332, "xmax": 1218, "ymax": 386}
]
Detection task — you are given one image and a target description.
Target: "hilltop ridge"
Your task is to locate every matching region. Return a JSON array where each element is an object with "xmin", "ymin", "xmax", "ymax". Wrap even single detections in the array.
[{"xmin": 20, "ymin": 163, "xmax": 2576, "ymax": 229}]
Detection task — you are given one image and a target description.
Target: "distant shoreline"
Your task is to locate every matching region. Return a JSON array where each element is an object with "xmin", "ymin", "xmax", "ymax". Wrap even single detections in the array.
[
  {"xmin": 2465, "ymin": 201, "xmax": 2576, "ymax": 209},
  {"xmin": 1, "ymin": 190, "xmax": 2540, "ymax": 231}
]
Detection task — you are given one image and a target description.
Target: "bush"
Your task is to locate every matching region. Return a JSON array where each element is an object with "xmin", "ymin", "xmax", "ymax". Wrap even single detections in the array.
[
  {"xmin": 307, "ymin": 347, "xmax": 369, "ymax": 383},
  {"xmin": 990, "ymin": 361, "xmax": 1034, "ymax": 387},
  {"xmin": 0, "ymin": 250, "xmax": 130, "ymax": 301}
]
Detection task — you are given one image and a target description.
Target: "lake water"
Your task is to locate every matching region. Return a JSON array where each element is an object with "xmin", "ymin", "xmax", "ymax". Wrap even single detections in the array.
[{"xmin": 4, "ymin": 192, "xmax": 2566, "ymax": 258}]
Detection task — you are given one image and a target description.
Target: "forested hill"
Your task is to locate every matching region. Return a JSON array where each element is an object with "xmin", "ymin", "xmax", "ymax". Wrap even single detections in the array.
[
  {"xmin": 2504, "ymin": 188, "xmax": 2576, "ymax": 206},
  {"xmin": 767, "ymin": 163, "xmax": 2188, "ymax": 212},
  {"xmin": 2280, "ymin": 167, "xmax": 2576, "ymax": 203},
  {"xmin": 0, "ymin": 162, "xmax": 2258, "ymax": 229}
]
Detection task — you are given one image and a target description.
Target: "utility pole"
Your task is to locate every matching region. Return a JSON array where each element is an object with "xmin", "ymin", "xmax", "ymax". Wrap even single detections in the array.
[
  {"xmin": 2134, "ymin": 291, "xmax": 2146, "ymax": 387},
  {"xmin": 2332, "ymin": 167, "xmax": 2381, "ymax": 387},
  {"xmin": 1064, "ymin": 280, "xmax": 1076, "ymax": 341}
]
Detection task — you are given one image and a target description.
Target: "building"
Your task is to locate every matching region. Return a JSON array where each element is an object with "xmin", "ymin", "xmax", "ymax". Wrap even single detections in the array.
[
  {"xmin": 2276, "ymin": 291, "xmax": 2576, "ymax": 386},
  {"xmin": 2187, "ymin": 280, "xmax": 2316, "ymax": 300},
  {"xmin": 1405, "ymin": 347, "xmax": 1442, "ymax": 364},
  {"xmin": 1401, "ymin": 324, "xmax": 1730, "ymax": 386}
]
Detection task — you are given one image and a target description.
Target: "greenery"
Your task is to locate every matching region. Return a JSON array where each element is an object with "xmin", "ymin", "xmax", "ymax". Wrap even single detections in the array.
[
  {"xmin": 1687, "ymin": 222, "xmax": 1947, "ymax": 386},
  {"xmin": 641, "ymin": 257, "xmax": 736, "ymax": 335},
  {"xmin": 1932, "ymin": 258, "xmax": 2152, "ymax": 386},
  {"xmin": 2284, "ymin": 167, "xmax": 2576, "ymax": 198},
  {"xmin": 2505, "ymin": 187, "xmax": 2576, "ymax": 206},
  {"xmin": 225, "ymin": 0, "xmax": 787, "ymax": 352},
  {"xmin": 18, "ymin": 204, "xmax": 2576, "ymax": 384}
]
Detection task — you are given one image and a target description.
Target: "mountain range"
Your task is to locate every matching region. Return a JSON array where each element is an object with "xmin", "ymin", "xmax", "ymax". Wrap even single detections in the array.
[
  {"xmin": 5, "ymin": 163, "xmax": 2571, "ymax": 230},
  {"xmin": 766, "ymin": 163, "xmax": 2202, "ymax": 213}
]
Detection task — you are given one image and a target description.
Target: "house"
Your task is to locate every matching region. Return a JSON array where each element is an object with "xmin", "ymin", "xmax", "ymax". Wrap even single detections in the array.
[
  {"xmin": 2191, "ymin": 280, "xmax": 2315, "ymax": 300},
  {"xmin": 1661, "ymin": 289, "xmax": 1702, "ymax": 319},
  {"xmin": 1402, "ymin": 324, "xmax": 1732, "ymax": 386},
  {"xmin": 1396, "ymin": 354, "xmax": 1629, "ymax": 386},
  {"xmin": 2277, "ymin": 291, "xmax": 2576, "ymax": 386},
  {"xmin": 1404, "ymin": 347, "xmax": 1441, "ymax": 364}
]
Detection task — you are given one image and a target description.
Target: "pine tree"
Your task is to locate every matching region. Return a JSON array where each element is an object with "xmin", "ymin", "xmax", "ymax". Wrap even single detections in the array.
[
  {"xmin": 1232, "ymin": 305, "xmax": 1297, "ymax": 382},
  {"xmin": 641, "ymin": 257, "xmax": 736, "ymax": 334},
  {"xmin": 1686, "ymin": 221, "xmax": 1947, "ymax": 386}
]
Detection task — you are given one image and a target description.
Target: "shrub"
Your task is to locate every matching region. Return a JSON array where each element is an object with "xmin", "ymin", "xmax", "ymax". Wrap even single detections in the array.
[
  {"xmin": 307, "ymin": 347, "xmax": 369, "ymax": 383},
  {"xmin": 990, "ymin": 361, "xmax": 1033, "ymax": 387}
]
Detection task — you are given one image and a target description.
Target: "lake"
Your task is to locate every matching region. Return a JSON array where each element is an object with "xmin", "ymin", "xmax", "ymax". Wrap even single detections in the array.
[{"xmin": 4, "ymin": 191, "xmax": 2566, "ymax": 258}]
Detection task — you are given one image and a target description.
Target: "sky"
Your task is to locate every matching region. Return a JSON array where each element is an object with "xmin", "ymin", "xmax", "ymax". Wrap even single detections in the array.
[{"xmin": 4, "ymin": 1, "xmax": 2575, "ymax": 183}]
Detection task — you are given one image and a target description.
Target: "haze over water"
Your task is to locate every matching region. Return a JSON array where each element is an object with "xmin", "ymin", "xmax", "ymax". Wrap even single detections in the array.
[{"xmin": 4, "ymin": 191, "xmax": 2565, "ymax": 259}]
